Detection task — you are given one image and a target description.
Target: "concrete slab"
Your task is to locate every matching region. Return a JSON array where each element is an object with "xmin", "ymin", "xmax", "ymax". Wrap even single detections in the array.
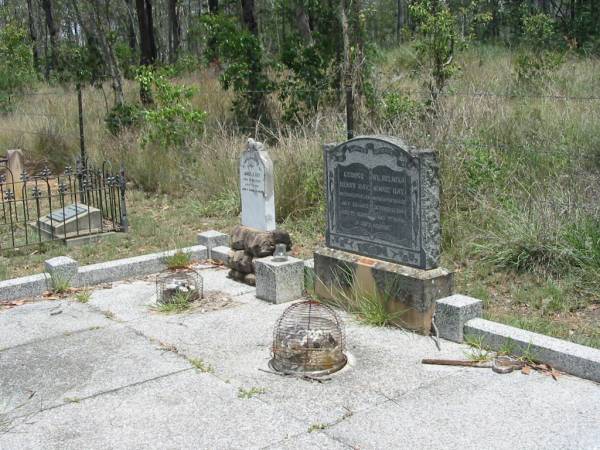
[
  {"xmin": 1, "ymin": 370, "xmax": 306, "ymax": 450},
  {"xmin": 263, "ymin": 431, "xmax": 349, "ymax": 449},
  {"xmin": 197, "ymin": 266, "xmax": 256, "ymax": 297},
  {"xmin": 0, "ymin": 300, "xmax": 110, "ymax": 350},
  {"xmin": 128, "ymin": 294, "xmax": 471, "ymax": 425},
  {"xmin": 0, "ymin": 325, "xmax": 190, "ymax": 421},
  {"xmin": 326, "ymin": 369, "xmax": 600, "ymax": 450},
  {"xmin": 88, "ymin": 280, "xmax": 156, "ymax": 322},
  {"xmin": 2, "ymin": 267, "xmax": 599, "ymax": 450}
]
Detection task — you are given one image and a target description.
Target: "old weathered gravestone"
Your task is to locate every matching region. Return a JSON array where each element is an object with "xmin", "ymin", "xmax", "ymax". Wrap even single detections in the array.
[
  {"xmin": 5, "ymin": 149, "xmax": 24, "ymax": 200},
  {"xmin": 324, "ymin": 135, "xmax": 440, "ymax": 269},
  {"xmin": 314, "ymin": 135, "xmax": 452, "ymax": 334},
  {"xmin": 240, "ymin": 139, "xmax": 275, "ymax": 231}
]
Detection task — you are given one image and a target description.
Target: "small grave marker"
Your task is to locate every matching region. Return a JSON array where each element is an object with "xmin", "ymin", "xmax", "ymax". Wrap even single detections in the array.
[
  {"xmin": 32, "ymin": 202, "xmax": 102, "ymax": 239},
  {"xmin": 240, "ymin": 139, "xmax": 275, "ymax": 231}
]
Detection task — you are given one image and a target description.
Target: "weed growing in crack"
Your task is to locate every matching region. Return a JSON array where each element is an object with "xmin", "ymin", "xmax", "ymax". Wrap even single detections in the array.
[
  {"xmin": 73, "ymin": 289, "xmax": 92, "ymax": 303},
  {"xmin": 308, "ymin": 423, "xmax": 328, "ymax": 432},
  {"xmin": 463, "ymin": 334, "xmax": 494, "ymax": 362},
  {"xmin": 237, "ymin": 387, "xmax": 266, "ymax": 399},
  {"xmin": 49, "ymin": 273, "xmax": 71, "ymax": 294},
  {"xmin": 153, "ymin": 291, "xmax": 193, "ymax": 314},
  {"xmin": 189, "ymin": 358, "xmax": 214, "ymax": 373}
]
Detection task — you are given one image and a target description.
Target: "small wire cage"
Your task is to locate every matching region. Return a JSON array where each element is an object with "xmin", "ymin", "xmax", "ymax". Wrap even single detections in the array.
[
  {"xmin": 270, "ymin": 300, "xmax": 347, "ymax": 377},
  {"xmin": 155, "ymin": 268, "xmax": 203, "ymax": 305}
]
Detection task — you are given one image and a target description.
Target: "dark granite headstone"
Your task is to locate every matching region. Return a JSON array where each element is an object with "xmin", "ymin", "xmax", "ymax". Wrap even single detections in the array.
[{"xmin": 324, "ymin": 135, "xmax": 440, "ymax": 270}]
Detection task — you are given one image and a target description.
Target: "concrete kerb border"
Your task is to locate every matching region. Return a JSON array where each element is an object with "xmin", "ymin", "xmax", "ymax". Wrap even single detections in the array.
[
  {"xmin": 432, "ymin": 294, "xmax": 600, "ymax": 383},
  {"xmin": 464, "ymin": 318, "xmax": 600, "ymax": 384},
  {"xmin": 0, "ymin": 244, "xmax": 207, "ymax": 302}
]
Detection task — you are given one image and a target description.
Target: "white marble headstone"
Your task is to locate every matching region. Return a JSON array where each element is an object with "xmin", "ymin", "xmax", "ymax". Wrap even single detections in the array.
[{"xmin": 240, "ymin": 139, "xmax": 275, "ymax": 231}]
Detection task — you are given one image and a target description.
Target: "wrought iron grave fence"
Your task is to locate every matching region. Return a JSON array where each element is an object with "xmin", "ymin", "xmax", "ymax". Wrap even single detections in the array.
[{"xmin": 0, "ymin": 158, "xmax": 127, "ymax": 251}]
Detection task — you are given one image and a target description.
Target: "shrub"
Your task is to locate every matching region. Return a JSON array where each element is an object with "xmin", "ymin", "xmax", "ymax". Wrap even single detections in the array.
[
  {"xmin": 409, "ymin": 0, "xmax": 461, "ymax": 108},
  {"xmin": 200, "ymin": 14, "xmax": 272, "ymax": 125},
  {"xmin": 136, "ymin": 67, "xmax": 207, "ymax": 148},
  {"xmin": 105, "ymin": 103, "xmax": 142, "ymax": 136},
  {"xmin": 0, "ymin": 25, "xmax": 36, "ymax": 111},
  {"xmin": 514, "ymin": 13, "xmax": 564, "ymax": 86},
  {"xmin": 381, "ymin": 92, "xmax": 421, "ymax": 122}
]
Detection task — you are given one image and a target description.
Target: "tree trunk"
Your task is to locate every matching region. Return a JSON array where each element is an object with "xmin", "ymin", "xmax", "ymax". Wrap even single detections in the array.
[
  {"xmin": 206, "ymin": 0, "xmax": 219, "ymax": 63},
  {"xmin": 240, "ymin": 0, "xmax": 264, "ymax": 123},
  {"xmin": 241, "ymin": 0, "xmax": 258, "ymax": 35},
  {"xmin": 40, "ymin": 0, "xmax": 58, "ymax": 79},
  {"xmin": 72, "ymin": 0, "xmax": 125, "ymax": 105},
  {"xmin": 136, "ymin": 0, "xmax": 157, "ymax": 66},
  {"xmin": 294, "ymin": 1, "xmax": 313, "ymax": 45},
  {"xmin": 341, "ymin": 0, "xmax": 353, "ymax": 138},
  {"xmin": 135, "ymin": 0, "xmax": 157, "ymax": 104},
  {"xmin": 168, "ymin": 0, "xmax": 181, "ymax": 63},
  {"xmin": 26, "ymin": 0, "xmax": 40, "ymax": 72},
  {"xmin": 124, "ymin": 0, "xmax": 138, "ymax": 53},
  {"xmin": 396, "ymin": 0, "xmax": 403, "ymax": 42}
]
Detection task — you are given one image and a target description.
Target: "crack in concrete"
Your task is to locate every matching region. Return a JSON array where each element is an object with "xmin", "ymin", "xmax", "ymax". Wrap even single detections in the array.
[{"xmin": 9, "ymin": 368, "xmax": 193, "ymax": 422}]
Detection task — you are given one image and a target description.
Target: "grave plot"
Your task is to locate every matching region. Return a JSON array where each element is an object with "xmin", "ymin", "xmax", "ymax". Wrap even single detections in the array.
[{"xmin": 0, "ymin": 161, "xmax": 126, "ymax": 250}]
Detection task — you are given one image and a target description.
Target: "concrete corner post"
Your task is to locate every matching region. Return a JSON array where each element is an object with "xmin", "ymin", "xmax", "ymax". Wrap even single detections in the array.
[
  {"xmin": 435, "ymin": 294, "xmax": 483, "ymax": 343},
  {"xmin": 197, "ymin": 230, "xmax": 229, "ymax": 259},
  {"xmin": 44, "ymin": 256, "xmax": 79, "ymax": 287}
]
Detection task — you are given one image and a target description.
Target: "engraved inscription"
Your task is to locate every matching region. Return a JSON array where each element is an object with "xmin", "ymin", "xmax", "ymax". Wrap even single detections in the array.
[
  {"xmin": 241, "ymin": 156, "xmax": 265, "ymax": 195},
  {"xmin": 336, "ymin": 163, "xmax": 371, "ymax": 235},
  {"xmin": 371, "ymin": 166, "xmax": 411, "ymax": 244},
  {"xmin": 334, "ymin": 163, "xmax": 413, "ymax": 246}
]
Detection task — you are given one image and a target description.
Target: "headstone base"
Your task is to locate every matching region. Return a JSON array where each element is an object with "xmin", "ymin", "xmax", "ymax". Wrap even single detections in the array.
[{"xmin": 313, "ymin": 247, "xmax": 453, "ymax": 334}]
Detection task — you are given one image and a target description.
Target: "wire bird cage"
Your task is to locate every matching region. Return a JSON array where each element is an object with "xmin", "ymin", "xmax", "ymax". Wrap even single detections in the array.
[
  {"xmin": 270, "ymin": 300, "xmax": 347, "ymax": 377},
  {"xmin": 156, "ymin": 268, "xmax": 203, "ymax": 305}
]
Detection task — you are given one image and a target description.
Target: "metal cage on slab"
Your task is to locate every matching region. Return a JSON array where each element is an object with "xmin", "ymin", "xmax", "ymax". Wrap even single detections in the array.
[
  {"xmin": 156, "ymin": 268, "xmax": 203, "ymax": 304},
  {"xmin": 270, "ymin": 300, "xmax": 347, "ymax": 376}
]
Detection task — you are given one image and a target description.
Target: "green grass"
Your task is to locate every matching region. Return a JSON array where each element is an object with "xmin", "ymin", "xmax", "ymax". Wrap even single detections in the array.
[
  {"xmin": 316, "ymin": 268, "xmax": 409, "ymax": 328},
  {"xmin": 237, "ymin": 387, "xmax": 266, "ymax": 399},
  {"xmin": 463, "ymin": 334, "xmax": 494, "ymax": 363},
  {"xmin": 164, "ymin": 251, "xmax": 193, "ymax": 269},
  {"xmin": 73, "ymin": 289, "xmax": 92, "ymax": 303},
  {"xmin": 49, "ymin": 273, "xmax": 71, "ymax": 294},
  {"xmin": 154, "ymin": 291, "xmax": 194, "ymax": 314}
]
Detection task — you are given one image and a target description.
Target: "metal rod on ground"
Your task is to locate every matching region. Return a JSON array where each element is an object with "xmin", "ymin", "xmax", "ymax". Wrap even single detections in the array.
[{"xmin": 421, "ymin": 359, "xmax": 491, "ymax": 368}]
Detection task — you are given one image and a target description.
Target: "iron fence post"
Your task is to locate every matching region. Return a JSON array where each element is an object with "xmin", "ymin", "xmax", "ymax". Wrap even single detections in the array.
[{"xmin": 119, "ymin": 164, "xmax": 128, "ymax": 232}]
